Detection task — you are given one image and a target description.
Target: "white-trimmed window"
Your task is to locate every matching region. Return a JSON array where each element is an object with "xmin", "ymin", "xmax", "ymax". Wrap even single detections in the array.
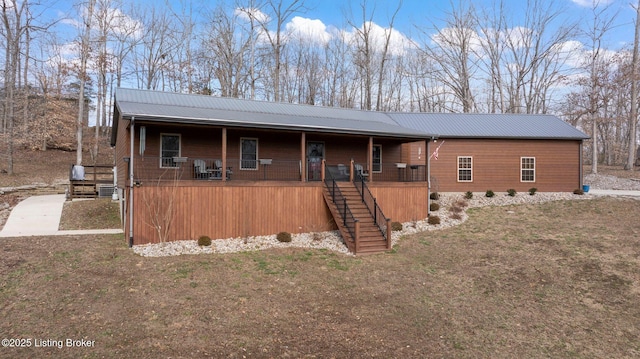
[
  {"xmin": 521, "ymin": 157, "xmax": 535, "ymax": 182},
  {"xmin": 457, "ymin": 156, "xmax": 472, "ymax": 182},
  {"xmin": 240, "ymin": 138, "xmax": 258, "ymax": 170},
  {"xmin": 160, "ymin": 133, "xmax": 181, "ymax": 168},
  {"xmin": 372, "ymin": 144, "xmax": 382, "ymax": 173}
]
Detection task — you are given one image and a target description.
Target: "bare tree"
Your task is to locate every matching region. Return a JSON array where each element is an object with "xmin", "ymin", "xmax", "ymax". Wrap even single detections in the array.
[
  {"xmin": 1, "ymin": 0, "xmax": 31, "ymax": 174},
  {"xmin": 75, "ymin": 0, "xmax": 96, "ymax": 166},
  {"xmin": 253, "ymin": 0, "xmax": 306, "ymax": 102},
  {"xmin": 626, "ymin": 0, "xmax": 640, "ymax": 170},
  {"xmin": 418, "ymin": 0, "xmax": 477, "ymax": 112}
]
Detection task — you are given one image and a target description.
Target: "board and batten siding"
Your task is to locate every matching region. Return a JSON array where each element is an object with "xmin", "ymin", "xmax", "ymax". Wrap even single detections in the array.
[
  {"xmin": 131, "ymin": 183, "xmax": 333, "ymax": 244},
  {"xmin": 419, "ymin": 139, "xmax": 583, "ymax": 192},
  {"xmin": 128, "ymin": 181, "xmax": 430, "ymax": 245}
]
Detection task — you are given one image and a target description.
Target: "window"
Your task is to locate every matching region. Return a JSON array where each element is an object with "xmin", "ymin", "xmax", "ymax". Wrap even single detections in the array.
[
  {"xmin": 240, "ymin": 138, "xmax": 258, "ymax": 170},
  {"xmin": 160, "ymin": 133, "xmax": 181, "ymax": 167},
  {"xmin": 521, "ymin": 157, "xmax": 535, "ymax": 182},
  {"xmin": 457, "ymin": 156, "xmax": 472, "ymax": 182},
  {"xmin": 372, "ymin": 145, "xmax": 382, "ymax": 173}
]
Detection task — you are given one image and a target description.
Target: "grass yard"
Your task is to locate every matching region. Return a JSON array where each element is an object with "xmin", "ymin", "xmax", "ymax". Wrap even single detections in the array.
[{"xmin": 1, "ymin": 196, "xmax": 639, "ymax": 358}]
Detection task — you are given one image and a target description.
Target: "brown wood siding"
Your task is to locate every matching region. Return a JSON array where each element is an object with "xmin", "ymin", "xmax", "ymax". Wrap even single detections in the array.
[
  {"xmin": 424, "ymin": 139, "xmax": 582, "ymax": 192},
  {"xmin": 369, "ymin": 183, "xmax": 430, "ymax": 222},
  {"xmin": 129, "ymin": 181, "xmax": 430, "ymax": 245},
  {"xmin": 131, "ymin": 182, "xmax": 333, "ymax": 244}
]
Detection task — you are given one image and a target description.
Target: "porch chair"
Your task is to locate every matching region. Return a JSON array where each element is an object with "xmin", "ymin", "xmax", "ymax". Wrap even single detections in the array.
[
  {"xmin": 354, "ymin": 164, "xmax": 369, "ymax": 180},
  {"xmin": 193, "ymin": 159, "xmax": 209, "ymax": 179},
  {"xmin": 337, "ymin": 163, "xmax": 348, "ymax": 180},
  {"xmin": 214, "ymin": 159, "xmax": 233, "ymax": 180}
]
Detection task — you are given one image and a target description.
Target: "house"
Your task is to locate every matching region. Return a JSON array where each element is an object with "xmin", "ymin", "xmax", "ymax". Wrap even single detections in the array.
[
  {"xmin": 390, "ymin": 113, "xmax": 589, "ymax": 193},
  {"xmin": 110, "ymin": 88, "xmax": 434, "ymax": 254},
  {"xmin": 110, "ymin": 89, "xmax": 588, "ymax": 254}
]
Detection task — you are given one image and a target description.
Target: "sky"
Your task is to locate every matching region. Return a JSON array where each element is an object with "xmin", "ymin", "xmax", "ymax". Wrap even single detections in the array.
[{"xmin": 46, "ymin": 0, "xmax": 634, "ymax": 51}]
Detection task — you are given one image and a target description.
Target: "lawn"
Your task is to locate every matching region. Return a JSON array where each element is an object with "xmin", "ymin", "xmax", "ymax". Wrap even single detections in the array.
[{"xmin": 1, "ymin": 196, "xmax": 639, "ymax": 358}]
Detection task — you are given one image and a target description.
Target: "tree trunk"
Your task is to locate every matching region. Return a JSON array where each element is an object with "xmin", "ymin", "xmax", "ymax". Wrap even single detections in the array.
[{"xmin": 626, "ymin": 0, "xmax": 640, "ymax": 170}]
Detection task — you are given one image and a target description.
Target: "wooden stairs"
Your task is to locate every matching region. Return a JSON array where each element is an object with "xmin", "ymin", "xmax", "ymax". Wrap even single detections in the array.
[{"xmin": 323, "ymin": 182, "xmax": 391, "ymax": 255}]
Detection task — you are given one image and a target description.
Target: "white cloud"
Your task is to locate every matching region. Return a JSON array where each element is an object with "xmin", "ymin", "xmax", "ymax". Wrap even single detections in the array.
[
  {"xmin": 235, "ymin": 7, "xmax": 269, "ymax": 23},
  {"xmin": 286, "ymin": 16, "xmax": 332, "ymax": 45},
  {"xmin": 347, "ymin": 21, "xmax": 416, "ymax": 56},
  {"xmin": 570, "ymin": 0, "xmax": 614, "ymax": 7}
]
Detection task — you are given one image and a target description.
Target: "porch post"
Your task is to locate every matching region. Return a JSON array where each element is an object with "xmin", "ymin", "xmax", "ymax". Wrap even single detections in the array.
[
  {"xmin": 368, "ymin": 136, "xmax": 373, "ymax": 183},
  {"xmin": 300, "ymin": 132, "xmax": 306, "ymax": 182},
  {"xmin": 128, "ymin": 117, "xmax": 135, "ymax": 247},
  {"xmin": 222, "ymin": 128, "xmax": 227, "ymax": 182},
  {"xmin": 321, "ymin": 159, "xmax": 325, "ymax": 182}
]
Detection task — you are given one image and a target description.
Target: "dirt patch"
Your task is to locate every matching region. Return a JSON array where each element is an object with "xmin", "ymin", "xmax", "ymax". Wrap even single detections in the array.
[{"xmin": 1, "ymin": 197, "xmax": 639, "ymax": 358}]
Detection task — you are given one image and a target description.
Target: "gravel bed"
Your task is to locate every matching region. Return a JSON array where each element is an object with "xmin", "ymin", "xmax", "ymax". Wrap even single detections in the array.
[{"xmin": 134, "ymin": 173, "xmax": 634, "ymax": 257}]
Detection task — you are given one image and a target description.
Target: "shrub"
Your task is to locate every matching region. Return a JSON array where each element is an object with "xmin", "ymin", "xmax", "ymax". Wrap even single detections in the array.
[
  {"xmin": 573, "ymin": 188, "xmax": 584, "ymax": 195},
  {"xmin": 507, "ymin": 189, "xmax": 517, "ymax": 197},
  {"xmin": 427, "ymin": 215, "xmax": 441, "ymax": 225},
  {"xmin": 430, "ymin": 202, "xmax": 440, "ymax": 211},
  {"xmin": 485, "ymin": 190, "xmax": 495, "ymax": 198},
  {"xmin": 197, "ymin": 235, "xmax": 212, "ymax": 247},
  {"xmin": 429, "ymin": 192, "xmax": 440, "ymax": 200},
  {"xmin": 449, "ymin": 205, "xmax": 463, "ymax": 214},
  {"xmin": 391, "ymin": 221, "xmax": 403, "ymax": 231},
  {"xmin": 449, "ymin": 212, "xmax": 462, "ymax": 220},
  {"xmin": 276, "ymin": 231, "xmax": 292, "ymax": 242},
  {"xmin": 455, "ymin": 199, "xmax": 468, "ymax": 208},
  {"xmin": 464, "ymin": 191, "xmax": 473, "ymax": 199},
  {"xmin": 528, "ymin": 187, "xmax": 537, "ymax": 196}
]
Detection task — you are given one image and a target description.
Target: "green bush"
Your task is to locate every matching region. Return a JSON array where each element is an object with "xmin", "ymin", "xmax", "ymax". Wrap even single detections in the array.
[
  {"xmin": 197, "ymin": 235, "xmax": 212, "ymax": 247},
  {"xmin": 485, "ymin": 190, "xmax": 495, "ymax": 198},
  {"xmin": 507, "ymin": 189, "xmax": 517, "ymax": 197},
  {"xmin": 391, "ymin": 221, "xmax": 403, "ymax": 231},
  {"xmin": 573, "ymin": 188, "xmax": 584, "ymax": 195},
  {"xmin": 430, "ymin": 202, "xmax": 440, "ymax": 211},
  {"xmin": 276, "ymin": 231, "xmax": 292, "ymax": 242},
  {"xmin": 464, "ymin": 191, "xmax": 473, "ymax": 199},
  {"xmin": 528, "ymin": 187, "xmax": 537, "ymax": 196},
  {"xmin": 429, "ymin": 192, "xmax": 440, "ymax": 200},
  {"xmin": 427, "ymin": 215, "xmax": 441, "ymax": 225}
]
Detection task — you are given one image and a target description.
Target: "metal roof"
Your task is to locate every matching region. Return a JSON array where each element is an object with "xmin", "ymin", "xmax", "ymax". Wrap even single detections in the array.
[
  {"xmin": 112, "ymin": 88, "xmax": 588, "ymax": 142},
  {"xmin": 388, "ymin": 113, "xmax": 589, "ymax": 140},
  {"xmin": 114, "ymin": 88, "xmax": 431, "ymax": 139}
]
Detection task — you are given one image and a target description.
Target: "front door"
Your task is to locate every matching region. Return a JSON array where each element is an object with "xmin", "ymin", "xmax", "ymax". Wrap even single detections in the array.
[{"xmin": 307, "ymin": 142, "xmax": 324, "ymax": 181}]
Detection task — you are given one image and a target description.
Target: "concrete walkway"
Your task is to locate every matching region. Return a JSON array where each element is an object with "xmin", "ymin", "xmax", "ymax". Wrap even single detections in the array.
[
  {"xmin": 0, "ymin": 194, "xmax": 123, "ymax": 238},
  {"xmin": 588, "ymin": 189, "xmax": 640, "ymax": 197}
]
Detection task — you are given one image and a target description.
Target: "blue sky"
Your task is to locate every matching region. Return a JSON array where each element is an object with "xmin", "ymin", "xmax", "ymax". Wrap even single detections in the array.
[{"xmin": 47, "ymin": 0, "xmax": 633, "ymax": 50}]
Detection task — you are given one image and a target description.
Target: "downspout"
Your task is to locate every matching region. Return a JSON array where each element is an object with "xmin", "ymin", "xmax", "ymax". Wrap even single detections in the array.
[
  {"xmin": 129, "ymin": 117, "xmax": 135, "ymax": 247},
  {"xmin": 427, "ymin": 138, "xmax": 432, "ymax": 217},
  {"xmin": 579, "ymin": 140, "xmax": 584, "ymax": 188}
]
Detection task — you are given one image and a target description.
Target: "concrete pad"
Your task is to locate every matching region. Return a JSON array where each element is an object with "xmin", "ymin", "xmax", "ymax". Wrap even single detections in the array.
[
  {"xmin": 0, "ymin": 194, "xmax": 66, "ymax": 237},
  {"xmin": 0, "ymin": 194, "xmax": 124, "ymax": 238}
]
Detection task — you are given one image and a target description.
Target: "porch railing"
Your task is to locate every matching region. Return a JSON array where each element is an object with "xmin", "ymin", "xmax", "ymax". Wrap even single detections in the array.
[
  {"xmin": 131, "ymin": 156, "xmax": 302, "ymax": 182},
  {"xmin": 371, "ymin": 163, "xmax": 427, "ymax": 182},
  {"xmin": 353, "ymin": 171, "xmax": 390, "ymax": 243},
  {"xmin": 324, "ymin": 166, "xmax": 357, "ymax": 242}
]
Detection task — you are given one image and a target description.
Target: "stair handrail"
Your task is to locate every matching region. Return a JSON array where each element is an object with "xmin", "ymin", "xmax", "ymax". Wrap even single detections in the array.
[
  {"xmin": 324, "ymin": 166, "xmax": 358, "ymax": 243},
  {"xmin": 353, "ymin": 170, "xmax": 389, "ymax": 241}
]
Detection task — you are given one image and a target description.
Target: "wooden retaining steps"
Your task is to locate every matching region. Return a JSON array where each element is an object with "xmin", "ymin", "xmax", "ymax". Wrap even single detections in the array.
[{"xmin": 322, "ymin": 182, "xmax": 390, "ymax": 255}]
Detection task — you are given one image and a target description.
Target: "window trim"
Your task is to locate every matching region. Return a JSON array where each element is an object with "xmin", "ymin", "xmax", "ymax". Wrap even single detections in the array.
[
  {"xmin": 457, "ymin": 156, "xmax": 473, "ymax": 182},
  {"xmin": 240, "ymin": 137, "xmax": 258, "ymax": 170},
  {"xmin": 372, "ymin": 144, "xmax": 382, "ymax": 173},
  {"xmin": 159, "ymin": 133, "xmax": 181, "ymax": 168},
  {"xmin": 521, "ymin": 156, "xmax": 536, "ymax": 182}
]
